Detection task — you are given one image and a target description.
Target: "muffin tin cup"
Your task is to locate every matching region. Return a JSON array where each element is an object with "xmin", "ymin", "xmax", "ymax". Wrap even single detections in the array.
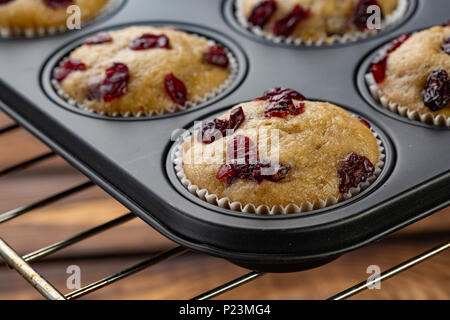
[
  {"xmin": 365, "ymin": 47, "xmax": 450, "ymax": 127},
  {"xmin": 0, "ymin": 0, "xmax": 125, "ymax": 39},
  {"xmin": 366, "ymin": 73, "xmax": 450, "ymax": 127},
  {"xmin": 234, "ymin": 0, "xmax": 409, "ymax": 47},
  {"xmin": 172, "ymin": 117, "xmax": 386, "ymax": 215},
  {"xmin": 51, "ymin": 37, "xmax": 240, "ymax": 118}
]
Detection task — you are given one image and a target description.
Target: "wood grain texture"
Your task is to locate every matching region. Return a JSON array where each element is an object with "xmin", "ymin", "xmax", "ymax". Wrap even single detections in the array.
[{"xmin": 0, "ymin": 113, "xmax": 448, "ymax": 300}]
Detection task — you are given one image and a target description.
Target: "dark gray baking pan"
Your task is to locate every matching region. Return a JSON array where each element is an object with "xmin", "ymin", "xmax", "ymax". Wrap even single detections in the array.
[{"xmin": 0, "ymin": 0, "xmax": 448, "ymax": 272}]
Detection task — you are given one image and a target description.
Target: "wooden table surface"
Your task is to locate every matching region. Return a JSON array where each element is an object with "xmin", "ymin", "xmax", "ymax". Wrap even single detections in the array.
[{"xmin": 0, "ymin": 111, "xmax": 448, "ymax": 300}]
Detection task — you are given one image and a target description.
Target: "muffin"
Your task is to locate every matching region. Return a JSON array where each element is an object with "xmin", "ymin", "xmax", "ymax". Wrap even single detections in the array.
[
  {"xmin": 53, "ymin": 26, "xmax": 235, "ymax": 116},
  {"xmin": 366, "ymin": 25, "xmax": 450, "ymax": 126},
  {"xmin": 0, "ymin": 0, "xmax": 109, "ymax": 37},
  {"xmin": 177, "ymin": 88, "xmax": 384, "ymax": 214},
  {"xmin": 236, "ymin": 0, "xmax": 405, "ymax": 45}
]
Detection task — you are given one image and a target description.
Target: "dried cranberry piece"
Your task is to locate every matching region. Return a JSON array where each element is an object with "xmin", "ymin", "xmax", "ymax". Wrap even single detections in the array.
[
  {"xmin": 228, "ymin": 106, "xmax": 246, "ymax": 131},
  {"xmin": 227, "ymin": 135, "xmax": 258, "ymax": 164},
  {"xmin": 265, "ymin": 99, "xmax": 305, "ymax": 118},
  {"xmin": 164, "ymin": 73, "xmax": 187, "ymax": 106},
  {"xmin": 369, "ymin": 55, "xmax": 387, "ymax": 84},
  {"xmin": 43, "ymin": 0, "xmax": 73, "ymax": 9},
  {"xmin": 386, "ymin": 34, "xmax": 410, "ymax": 54},
  {"xmin": 247, "ymin": 0, "xmax": 277, "ymax": 28},
  {"xmin": 257, "ymin": 87, "xmax": 306, "ymax": 118},
  {"xmin": 422, "ymin": 69, "xmax": 450, "ymax": 111},
  {"xmin": 290, "ymin": 103, "xmax": 305, "ymax": 115},
  {"xmin": 199, "ymin": 119, "xmax": 229, "ymax": 144},
  {"xmin": 442, "ymin": 36, "xmax": 450, "ymax": 55},
  {"xmin": 198, "ymin": 107, "xmax": 246, "ymax": 144},
  {"xmin": 216, "ymin": 164, "xmax": 237, "ymax": 182},
  {"xmin": 358, "ymin": 117, "xmax": 371, "ymax": 129},
  {"xmin": 257, "ymin": 87, "xmax": 305, "ymax": 102},
  {"xmin": 261, "ymin": 163, "xmax": 290, "ymax": 182},
  {"xmin": 216, "ymin": 135, "xmax": 290, "ymax": 185},
  {"xmin": 54, "ymin": 58, "xmax": 86, "ymax": 83},
  {"xmin": 442, "ymin": 21, "xmax": 450, "ymax": 27},
  {"xmin": 85, "ymin": 32, "xmax": 112, "ymax": 45},
  {"xmin": 272, "ymin": 5, "xmax": 310, "ymax": 37},
  {"xmin": 217, "ymin": 161, "xmax": 291, "ymax": 184},
  {"xmin": 199, "ymin": 121, "xmax": 224, "ymax": 144},
  {"xmin": 0, "ymin": 0, "xmax": 15, "ymax": 5},
  {"xmin": 203, "ymin": 45, "xmax": 229, "ymax": 68},
  {"xmin": 86, "ymin": 77, "xmax": 103, "ymax": 102},
  {"xmin": 352, "ymin": 0, "xmax": 382, "ymax": 30},
  {"xmin": 100, "ymin": 63, "xmax": 130, "ymax": 102},
  {"xmin": 338, "ymin": 152, "xmax": 375, "ymax": 194},
  {"xmin": 368, "ymin": 34, "xmax": 410, "ymax": 84},
  {"xmin": 129, "ymin": 34, "xmax": 170, "ymax": 51}
]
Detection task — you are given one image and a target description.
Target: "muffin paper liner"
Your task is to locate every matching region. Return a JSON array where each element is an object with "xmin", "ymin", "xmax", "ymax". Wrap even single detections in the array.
[
  {"xmin": 172, "ymin": 128, "xmax": 386, "ymax": 215},
  {"xmin": 235, "ymin": 0, "xmax": 408, "ymax": 46},
  {"xmin": 365, "ymin": 72, "xmax": 450, "ymax": 127},
  {"xmin": 51, "ymin": 37, "xmax": 239, "ymax": 118},
  {"xmin": 0, "ymin": 0, "xmax": 120, "ymax": 39}
]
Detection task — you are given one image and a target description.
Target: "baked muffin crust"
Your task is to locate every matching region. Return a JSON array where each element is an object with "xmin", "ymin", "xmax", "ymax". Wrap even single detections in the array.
[
  {"xmin": 57, "ymin": 26, "xmax": 231, "ymax": 115},
  {"xmin": 240, "ymin": 0, "xmax": 399, "ymax": 41},
  {"xmin": 378, "ymin": 26, "xmax": 450, "ymax": 117},
  {"xmin": 182, "ymin": 100, "xmax": 380, "ymax": 208},
  {"xmin": 0, "ymin": 0, "xmax": 108, "ymax": 30}
]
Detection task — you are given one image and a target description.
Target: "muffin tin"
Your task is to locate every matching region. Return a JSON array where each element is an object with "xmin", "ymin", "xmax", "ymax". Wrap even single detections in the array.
[
  {"xmin": 170, "ymin": 107, "xmax": 388, "ymax": 215},
  {"xmin": 43, "ymin": 22, "xmax": 247, "ymax": 119},
  {"xmin": 0, "ymin": 0, "xmax": 449, "ymax": 272},
  {"xmin": 359, "ymin": 32, "xmax": 450, "ymax": 128}
]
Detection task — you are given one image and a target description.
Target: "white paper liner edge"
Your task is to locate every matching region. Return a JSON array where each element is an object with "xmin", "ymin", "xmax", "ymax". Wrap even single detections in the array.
[
  {"xmin": 0, "ymin": 0, "xmax": 120, "ymax": 39},
  {"xmin": 51, "ymin": 37, "xmax": 239, "ymax": 118},
  {"xmin": 173, "ymin": 128, "xmax": 386, "ymax": 215},
  {"xmin": 235, "ymin": 0, "xmax": 408, "ymax": 46},
  {"xmin": 365, "ymin": 73, "xmax": 450, "ymax": 127}
]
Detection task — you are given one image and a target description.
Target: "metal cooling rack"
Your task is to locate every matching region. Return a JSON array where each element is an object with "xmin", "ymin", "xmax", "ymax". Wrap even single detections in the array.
[{"xmin": 0, "ymin": 121, "xmax": 448, "ymax": 300}]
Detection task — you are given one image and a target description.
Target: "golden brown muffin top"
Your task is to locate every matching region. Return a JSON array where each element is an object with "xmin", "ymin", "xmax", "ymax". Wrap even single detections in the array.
[
  {"xmin": 56, "ymin": 26, "xmax": 232, "ymax": 116},
  {"xmin": 378, "ymin": 26, "xmax": 450, "ymax": 117},
  {"xmin": 240, "ymin": 0, "xmax": 399, "ymax": 41},
  {"xmin": 182, "ymin": 99, "xmax": 380, "ymax": 208},
  {"xmin": 0, "ymin": 0, "xmax": 109, "ymax": 29}
]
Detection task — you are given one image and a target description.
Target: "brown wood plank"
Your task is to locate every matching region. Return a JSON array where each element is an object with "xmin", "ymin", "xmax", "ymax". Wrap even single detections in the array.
[
  {"xmin": 0, "ymin": 128, "xmax": 51, "ymax": 169},
  {"xmin": 0, "ymin": 112, "xmax": 15, "ymax": 128}
]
